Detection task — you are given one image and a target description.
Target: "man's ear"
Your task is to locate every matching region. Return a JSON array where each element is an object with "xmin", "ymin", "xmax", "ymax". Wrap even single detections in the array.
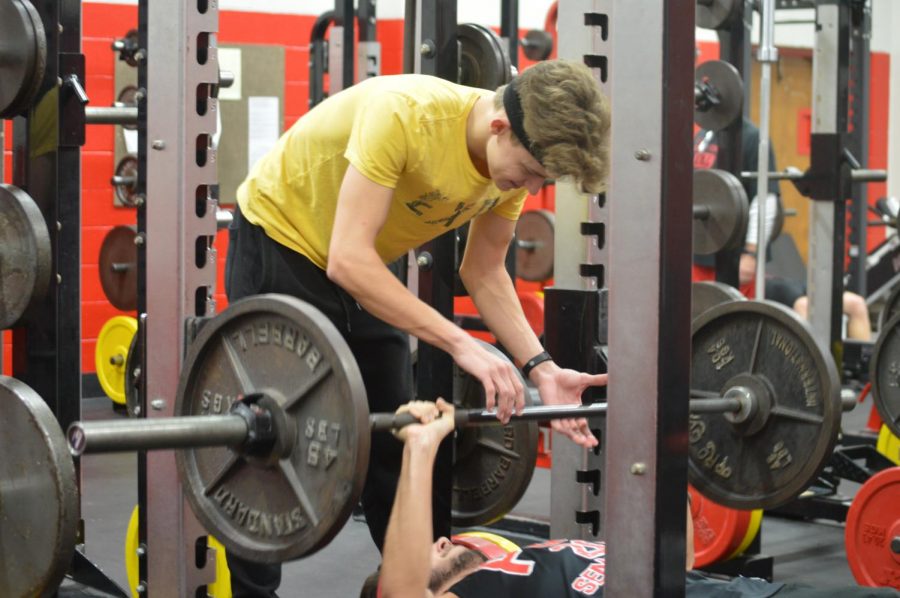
[{"xmin": 489, "ymin": 116, "xmax": 510, "ymax": 135}]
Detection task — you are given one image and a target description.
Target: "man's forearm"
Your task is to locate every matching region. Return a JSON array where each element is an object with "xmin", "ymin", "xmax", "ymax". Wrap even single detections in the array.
[
  {"xmin": 381, "ymin": 440, "xmax": 439, "ymax": 597},
  {"xmin": 328, "ymin": 251, "xmax": 470, "ymax": 353},
  {"xmin": 463, "ymin": 266, "xmax": 544, "ymax": 368}
]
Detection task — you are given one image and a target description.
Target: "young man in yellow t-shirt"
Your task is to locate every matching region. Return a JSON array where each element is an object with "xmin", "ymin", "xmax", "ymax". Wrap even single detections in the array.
[{"xmin": 224, "ymin": 60, "xmax": 610, "ymax": 596}]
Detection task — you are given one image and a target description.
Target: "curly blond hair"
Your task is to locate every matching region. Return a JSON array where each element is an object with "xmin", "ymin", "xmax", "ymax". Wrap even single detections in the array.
[{"xmin": 495, "ymin": 60, "xmax": 610, "ymax": 193}]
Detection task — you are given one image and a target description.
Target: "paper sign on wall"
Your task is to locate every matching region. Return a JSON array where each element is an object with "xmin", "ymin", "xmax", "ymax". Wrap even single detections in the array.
[{"xmin": 247, "ymin": 96, "xmax": 280, "ymax": 172}]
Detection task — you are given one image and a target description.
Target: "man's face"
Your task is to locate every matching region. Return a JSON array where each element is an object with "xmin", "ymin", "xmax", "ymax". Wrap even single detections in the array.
[
  {"xmin": 429, "ymin": 537, "xmax": 484, "ymax": 593},
  {"xmin": 486, "ymin": 128, "xmax": 551, "ymax": 195}
]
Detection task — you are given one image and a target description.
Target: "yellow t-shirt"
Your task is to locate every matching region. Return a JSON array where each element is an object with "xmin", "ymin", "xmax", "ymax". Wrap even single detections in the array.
[{"xmin": 236, "ymin": 74, "xmax": 527, "ymax": 269}]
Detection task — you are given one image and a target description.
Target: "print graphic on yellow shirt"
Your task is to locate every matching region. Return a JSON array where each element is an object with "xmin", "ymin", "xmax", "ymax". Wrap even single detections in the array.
[{"xmin": 236, "ymin": 74, "xmax": 527, "ymax": 269}]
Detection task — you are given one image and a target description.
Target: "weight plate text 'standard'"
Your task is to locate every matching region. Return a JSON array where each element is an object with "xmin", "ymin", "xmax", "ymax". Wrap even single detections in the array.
[{"xmin": 175, "ymin": 294, "xmax": 370, "ymax": 563}]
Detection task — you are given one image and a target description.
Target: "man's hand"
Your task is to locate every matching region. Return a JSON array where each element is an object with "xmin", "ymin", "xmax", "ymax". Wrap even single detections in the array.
[
  {"xmin": 531, "ymin": 362, "xmax": 606, "ymax": 449},
  {"xmin": 450, "ymin": 338, "xmax": 525, "ymax": 424},
  {"xmin": 392, "ymin": 399, "xmax": 456, "ymax": 447},
  {"xmin": 739, "ymin": 250, "xmax": 756, "ymax": 287}
]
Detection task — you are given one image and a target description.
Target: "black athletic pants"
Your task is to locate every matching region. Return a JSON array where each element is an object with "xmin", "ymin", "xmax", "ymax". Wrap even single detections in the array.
[{"xmin": 223, "ymin": 207, "xmax": 414, "ymax": 597}]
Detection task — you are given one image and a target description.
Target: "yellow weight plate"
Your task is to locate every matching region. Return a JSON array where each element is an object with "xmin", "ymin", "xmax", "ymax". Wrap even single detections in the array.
[
  {"xmin": 455, "ymin": 531, "xmax": 521, "ymax": 554},
  {"xmin": 125, "ymin": 505, "xmax": 231, "ymax": 597},
  {"xmin": 876, "ymin": 425, "xmax": 900, "ymax": 465},
  {"xmin": 95, "ymin": 316, "xmax": 137, "ymax": 405},
  {"xmin": 728, "ymin": 509, "xmax": 763, "ymax": 559}
]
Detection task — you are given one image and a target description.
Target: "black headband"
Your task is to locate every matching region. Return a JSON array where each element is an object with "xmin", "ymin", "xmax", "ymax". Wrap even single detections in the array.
[{"xmin": 503, "ymin": 80, "xmax": 542, "ymax": 164}]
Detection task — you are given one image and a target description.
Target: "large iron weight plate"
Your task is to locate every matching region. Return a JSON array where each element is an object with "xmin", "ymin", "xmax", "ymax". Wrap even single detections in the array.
[
  {"xmin": 693, "ymin": 168, "xmax": 749, "ymax": 256},
  {"xmin": 176, "ymin": 294, "xmax": 370, "ymax": 563},
  {"xmin": 695, "ymin": 60, "xmax": 743, "ymax": 132},
  {"xmin": 0, "ymin": 376, "xmax": 78, "ymax": 597},
  {"xmin": 844, "ymin": 467, "xmax": 900, "ymax": 589},
  {"xmin": 692, "ymin": 281, "xmax": 745, "ymax": 322},
  {"xmin": 690, "ymin": 300, "xmax": 841, "ymax": 510},
  {"xmin": 515, "ymin": 209, "xmax": 555, "ymax": 282},
  {"xmin": 98, "ymin": 225, "xmax": 138, "ymax": 311},
  {"xmin": 696, "ymin": 0, "xmax": 740, "ymax": 30},
  {"xmin": 878, "ymin": 283, "xmax": 900, "ymax": 332},
  {"xmin": 869, "ymin": 313, "xmax": 900, "ymax": 438},
  {"xmin": 458, "ymin": 23, "xmax": 513, "ymax": 90},
  {"xmin": 0, "ymin": 184, "xmax": 51, "ymax": 329},
  {"xmin": 452, "ymin": 341, "xmax": 539, "ymax": 527},
  {"xmin": 0, "ymin": 0, "xmax": 47, "ymax": 119}
]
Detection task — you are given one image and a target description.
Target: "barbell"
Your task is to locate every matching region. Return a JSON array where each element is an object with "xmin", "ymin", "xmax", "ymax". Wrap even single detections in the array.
[
  {"xmin": 66, "ymin": 395, "xmax": 799, "ymax": 456},
  {"xmin": 1, "ymin": 293, "xmax": 844, "ymax": 596}
]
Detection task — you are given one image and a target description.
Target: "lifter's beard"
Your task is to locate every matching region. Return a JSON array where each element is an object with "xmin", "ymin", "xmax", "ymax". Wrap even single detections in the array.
[{"xmin": 428, "ymin": 548, "xmax": 487, "ymax": 593}]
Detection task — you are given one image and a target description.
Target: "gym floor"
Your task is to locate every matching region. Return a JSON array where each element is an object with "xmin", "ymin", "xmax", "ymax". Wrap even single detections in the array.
[{"xmin": 71, "ymin": 391, "xmax": 877, "ymax": 597}]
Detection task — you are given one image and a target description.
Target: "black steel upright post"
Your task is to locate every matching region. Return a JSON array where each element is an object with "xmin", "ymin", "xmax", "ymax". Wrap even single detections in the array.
[
  {"xmin": 500, "ymin": 0, "xmax": 519, "ymax": 70},
  {"xmin": 12, "ymin": 0, "xmax": 83, "ymax": 439},
  {"xmin": 137, "ymin": 0, "xmax": 149, "ymax": 591},
  {"xmin": 335, "ymin": 0, "xmax": 356, "ymax": 90},
  {"xmin": 712, "ymin": 4, "xmax": 752, "ymax": 287},
  {"xmin": 407, "ymin": 0, "xmax": 458, "ymax": 540},
  {"xmin": 845, "ymin": 0, "xmax": 871, "ymax": 296}
]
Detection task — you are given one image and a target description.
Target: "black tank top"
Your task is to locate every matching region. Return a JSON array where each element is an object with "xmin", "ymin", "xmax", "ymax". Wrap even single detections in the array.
[{"xmin": 448, "ymin": 539, "xmax": 608, "ymax": 597}]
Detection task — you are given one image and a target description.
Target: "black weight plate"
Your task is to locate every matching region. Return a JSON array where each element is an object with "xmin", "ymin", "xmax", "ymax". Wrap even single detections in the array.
[
  {"xmin": 690, "ymin": 300, "xmax": 841, "ymax": 510},
  {"xmin": 522, "ymin": 29, "xmax": 553, "ymax": 61},
  {"xmin": 98, "ymin": 225, "xmax": 138, "ymax": 311},
  {"xmin": 878, "ymin": 283, "xmax": 900, "ymax": 332},
  {"xmin": 0, "ymin": 0, "xmax": 46, "ymax": 119},
  {"xmin": 0, "ymin": 184, "xmax": 52, "ymax": 329},
  {"xmin": 176, "ymin": 294, "xmax": 370, "ymax": 563},
  {"xmin": 0, "ymin": 376, "xmax": 78, "ymax": 597},
  {"xmin": 515, "ymin": 209, "xmax": 555, "ymax": 282},
  {"xmin": 458, "ymin": 23, "xmax": 513, "ymax": 90},
  {"xmin": 693, "ymin": 168, "xmax": 749, "ymax": 256},
  {"xmin": 696, "ymin": 0, "xmax": 740, "ymax": 30},
  {"xmin": 869, "ymin": 312, "xmax": 900, "ymax": 438},
  {"xmin": 452, "ymin": 341, "xmax": 539, "ymax": 527},
  {"xmin": 694, "ymin": 60, "xmax": 743, "ymax": 132},
  {"xmin": 691, "ymin": 281, "xmax": 745, "ymax": 322}
]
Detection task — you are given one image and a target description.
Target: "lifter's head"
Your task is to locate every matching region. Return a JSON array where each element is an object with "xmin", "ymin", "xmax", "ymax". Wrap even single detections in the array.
[
  {"xmin": 491, "ymin": 60, "xmax": 610, "ymax": 194},
  {"xmin": 359, "ymin": 537, "xmax": 487, "ymax": 598}
]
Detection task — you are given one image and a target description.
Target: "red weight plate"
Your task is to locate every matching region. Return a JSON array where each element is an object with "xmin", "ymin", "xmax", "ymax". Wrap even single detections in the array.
[
  {"xmin": 98, "ymin": 225, "xmax": 137, "ymax": 311},
  {"xmin": 689, "ymin": 485, "xmax": 753, "ymax": 568},
  {"xmin": 845, "ymin": 467, "xmax": 900, "ymax": 589}
]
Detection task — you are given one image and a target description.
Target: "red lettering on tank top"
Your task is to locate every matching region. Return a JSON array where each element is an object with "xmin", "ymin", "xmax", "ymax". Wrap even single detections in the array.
[
  {"xmin": 478, "ymin": 551, "xmax": 535, "ymax": 576},
  {"xmin": 571, "ymin": 562, "xmax": 606, "ymax": 595},
  {"xmin": 529, "ymin": 539, "xmax": 606, "ymax": 561}
]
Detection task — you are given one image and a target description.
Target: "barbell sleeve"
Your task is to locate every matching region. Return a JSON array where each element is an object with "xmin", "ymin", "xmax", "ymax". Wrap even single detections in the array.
[
  {"xmin": 86, "ymin": 106, "xmax": 138, "ymax": 126},
  {"xmin": 741, "ymin": 168, "xmax": 887, "ymax": 183},
  {"xmin": 67, "ymin": 415, "xmax": 248, "ymax": 456}
]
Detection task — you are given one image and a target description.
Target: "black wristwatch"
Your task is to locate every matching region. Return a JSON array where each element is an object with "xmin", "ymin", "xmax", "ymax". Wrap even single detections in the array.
[{"xmin": 522, "ymin": 351, "xmax": 553, "ymax": 378}]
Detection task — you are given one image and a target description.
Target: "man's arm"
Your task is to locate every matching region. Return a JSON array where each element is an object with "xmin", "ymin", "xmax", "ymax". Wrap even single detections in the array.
[
  {"xmin": 328, "ymin": 166, "xmax": 524, "ymax": 421},
  {"xmin": 328, "ymin": 165, "xmax": 469, "ymax": 353},
  {"xmin": 380, "ymin": 400, "xmax": 456, "ymax": 598},
  {"xmin": 739, "ymin": 193, "xmax": 779, "ymax": 286},
  {"xmin": 460, "ymin": 211, "xmax": 604, "ymax": 447}
]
